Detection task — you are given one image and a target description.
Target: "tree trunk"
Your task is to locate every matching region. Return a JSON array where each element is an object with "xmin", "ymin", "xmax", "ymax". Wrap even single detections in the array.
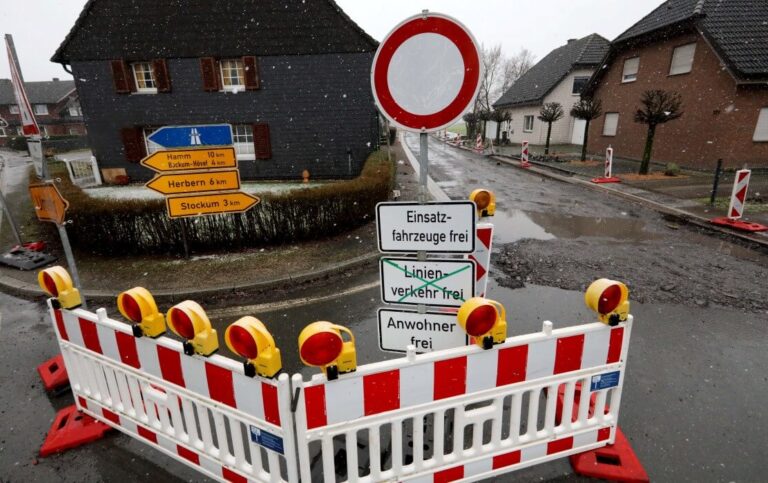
[
  {"xmin": 495, "ymin": 122, "xmax": 501, "ymax": 145},
  {"xmin": 639, "ymin": 124, "xmax": 656, "ymax": 175},
  {"xmin": 581, "ymin": 119, "xmax": 590, "ymax": 161},
  {"xmin": 545, "ymin": 122, "xmax": 552, "ymax": 155}
]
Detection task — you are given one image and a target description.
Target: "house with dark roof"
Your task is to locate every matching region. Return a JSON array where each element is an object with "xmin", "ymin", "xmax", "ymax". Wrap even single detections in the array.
[
  {"xmin": 50, "ymin": 0, "xmax": 379, "ymax": 182},
  {"xmin": 492, "ymin": 34, "xmax": 609, "ymax": 146},
  {"xmin": 0, "ymin": 78, "xmax": 85, "ymax": 146},
  {"xmin": 584, "ymin": 0, "xmax": 768, "ymax": 169}
]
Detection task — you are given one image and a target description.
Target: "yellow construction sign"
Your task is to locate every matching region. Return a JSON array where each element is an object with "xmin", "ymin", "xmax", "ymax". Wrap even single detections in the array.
[
  {"xmin": 140, "ymin": 147, "xmax": 237, "ymax": 172},
  {"xmin": 145, "ymin": 170, "xmax": 241, "ymax": 195},
  {"xmin": 166, "ymin": 192, "xmax": 260, "ymax": 218}
]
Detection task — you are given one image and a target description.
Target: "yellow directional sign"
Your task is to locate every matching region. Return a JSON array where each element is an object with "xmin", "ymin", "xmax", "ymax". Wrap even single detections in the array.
[
  {"xmin": 145, "ymin": 170, "xmax": 241, "ymax": 195},
  {"xmin": 140, "ymin": 147, "xmax": 237, "ymax": 172},
  {"xmin": 166, "ymin": 192, "xmax": 260, "ymax": 218}
]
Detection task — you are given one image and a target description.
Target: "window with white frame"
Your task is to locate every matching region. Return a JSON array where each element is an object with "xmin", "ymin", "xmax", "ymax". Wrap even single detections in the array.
[
  {"xmin": 603, "ymin": 113, "xmax": 619, "ymax": 136},
  {"xmin": 523, "ymin": 115, "xmax": 534, "ymax": 132},
  {"xmin": 34, "ymin": 104, "xmax": 49, "ymax": 115},
  {"xmin": 16, "ymin": 127, "xmax": 23, "ymax": 136},
  {"xmin": 0, "ymin": 127, "xmax": 6, "ymax": 137},
  {"xmin": 220, "ymin": 59, "xmax": 245, "ymax": 91},
  {"xmin": 753, "ymin": 108, "xmax": 768, "ymax": 142},
  {"xmin": 40, "ymin": 125, "xmax": 48, "ymax": 137},
  {"xmin": 68, "ymin": 105, "xmax": 82, "ymax": 117},
  {"xmin": 622, "ymin": 57, "xmax": 639, "ymax": 83},
  {"xmin": 9, "ymin": 105, "xmax": 19, "ymax": 114},
  {"xmin": 572, "ymin": 76, "xmax": 590, "ymax": 95},
  {"xmin": 132, "ymin": 62, "xmax": 157, "ymax": 92},
  {"xmin": 233, "ymin": 124, "xmax": 255, "ymax": 159},
  {"xmin": 68, "ymin": 128, "xmax": 79, "ymax": 136},
  {"xmin": 669, "ymin": 43, "xmax": 696, "ymax": 75},
  {"xmin": 143, "ymin": 127, "xmax": 162, "ymax": 154}
]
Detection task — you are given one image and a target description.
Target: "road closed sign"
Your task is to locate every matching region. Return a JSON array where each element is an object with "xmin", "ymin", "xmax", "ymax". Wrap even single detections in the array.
[
  {"xmin": 380, "ymin": 258, "xmax": 475, "ymax": 308},
  {"xmin": 377, "ymin": 201, "xmax": 476, "ymax": 253},
  {"xmin": 371, "ymin": 12, "xmax": 482, "ymax": 132},
  {"xmin": 378, "ymin": 308, "xmax": 468, "ymax": 353}
]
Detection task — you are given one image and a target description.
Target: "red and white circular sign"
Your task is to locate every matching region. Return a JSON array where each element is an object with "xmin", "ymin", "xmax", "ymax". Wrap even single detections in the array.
[{"xmin": 371, "ymin": 12, "xmax": 482, "ymax": 132}]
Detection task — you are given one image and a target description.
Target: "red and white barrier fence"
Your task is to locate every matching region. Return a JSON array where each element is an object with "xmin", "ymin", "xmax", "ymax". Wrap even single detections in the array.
[
  {"xmin": 292, "ymin": 318, "xmax": 632, "ymax": 482},
  {"xmin": 44, "ymin": 301, "xmax": 639, "ymax": 482},
  {"xmin": 711, "ymin": 168, "xmax": 767, "ymax": 232},
  {"xmin": 474, "ymin": 133, "xmax": 483, "ymax": 153},
  {"xmin": 49, "ymin": 302, "xmax": 298, "ymax": 483}
]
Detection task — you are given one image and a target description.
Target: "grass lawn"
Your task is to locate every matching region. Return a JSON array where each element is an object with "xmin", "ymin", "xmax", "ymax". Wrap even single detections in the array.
[
  {"xmin": 694, "ymin": 197, "xmax": 768, "ymax": 212},
  {"xmin": 446, "ymin": 123, "xmax": 466, "ymax": 136}
]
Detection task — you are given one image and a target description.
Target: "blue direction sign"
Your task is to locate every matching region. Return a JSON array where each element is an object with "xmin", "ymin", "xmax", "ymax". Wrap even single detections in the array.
[{"xmin": 147, "ymin": 124, "xmax": 233, "ymax": 148}]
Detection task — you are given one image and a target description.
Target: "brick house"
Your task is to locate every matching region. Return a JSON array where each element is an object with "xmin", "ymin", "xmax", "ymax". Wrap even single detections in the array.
[
  {"xmin": 0, "ymin": 78, "xmax": 86, "ymax": 147},
  {"xmin": 50, "ymin": 0, "xmax": 379, "ymax": 182},
  {"xmin": 584, "ymin": 0, "xmax": 768, "ymax": 169},
  {"xmin": 492, "ymin": 34, "xmax": 609, "ymax": 146}
]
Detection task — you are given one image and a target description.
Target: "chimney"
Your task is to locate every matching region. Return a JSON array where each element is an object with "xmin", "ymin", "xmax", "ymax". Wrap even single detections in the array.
[
  {"xmin": 567, "ymin": 39, "xmax": 576, "ymax": 44},
  {"xmin": 52, "ymin": 77, "xmax": 60, "ymax": 81}
]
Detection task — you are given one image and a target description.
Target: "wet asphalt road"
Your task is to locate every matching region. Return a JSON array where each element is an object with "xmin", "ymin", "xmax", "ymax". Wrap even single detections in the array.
[{"xmin": 1, "ymin": 137, "xmax": 767, "ymax": 482}]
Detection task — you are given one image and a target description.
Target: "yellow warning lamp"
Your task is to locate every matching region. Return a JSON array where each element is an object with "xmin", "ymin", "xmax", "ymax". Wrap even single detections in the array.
[
  {"xmin": 38, "ymin": 266, "xmax": 81, "ymax": 310},
  {"xmin": 585, "ymin": 279, "xmax": 630, "ymax": 326},
  {"xmin": 470, "ymin": 189, "xmax": 496, "ymax": 217},
  {"xmin": 457, "ymin": 297, "xmax": 507, "ymax": 349},
  {"xmin": 298, "ymin": 321, "xmax": 356, "ymax": 380},
  {"xmin": 225, "ymin": 317, "xmax": 282, "ymax": 378},
  {"xmin": 117, "ymin": 287, "xmax": 166, "ymax": 338},
  {"xmin": 166, "ymin": 301, "xmax": 218, "ymax": 356}
]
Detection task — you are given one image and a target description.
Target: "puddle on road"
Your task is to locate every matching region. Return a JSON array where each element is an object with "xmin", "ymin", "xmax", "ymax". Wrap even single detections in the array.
[{"xmin": 490, "ymin": 210, "xmax": 658, "ymax": 244}]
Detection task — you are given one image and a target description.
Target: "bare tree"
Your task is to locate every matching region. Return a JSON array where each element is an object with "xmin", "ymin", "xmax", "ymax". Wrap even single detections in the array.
[
  {"xmin": 463, "ymin": 111, "xmax": 479, "ymax": 139},
  {"xmin": 634, "ymin": 90, "xmax": 683, "ymax": 174},
  {"xmin": 537, "ymin": 102, "xmax": 564, "ymax": 155},
  {"xmin": 490, "ymin": 109, "xmax": 512, "ymax": 144},
  {"xmin": 570, "ymin": 97, "xmax": 603, "ymax": 161},
  {"xmin": 475, "ymin": 44, "xmax": 504, "ymax": 113},
  {"xmin": 501, "ymin": 48, "xmax": 535, "ymax": 94}
]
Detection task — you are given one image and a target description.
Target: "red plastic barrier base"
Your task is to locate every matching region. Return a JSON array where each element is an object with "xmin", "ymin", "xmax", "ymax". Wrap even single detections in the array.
[
  {"xmin": 555, "ymin": 385, "xmax": 649, "ymax": 482},
  {"xmin": 39, "ymin": 405, "xmax": 112, "ymax": 457},
  {"xmin": 570, "ymin": 428, "xmax": 649, "ymax": 483},
  {"xmin": 591, "ymin": 176, "xmax": 621, "ymax": 184},
  {"xmin": 710, "ymin": 217, "xmax": 768, "ymax": 232},
  {"xmin": 37, "ymin": 354, "xmax": 70, "ymax": 393},
  {"xmin": 521, "ymin": 161, "xmax": 532, "ymax": 168}
]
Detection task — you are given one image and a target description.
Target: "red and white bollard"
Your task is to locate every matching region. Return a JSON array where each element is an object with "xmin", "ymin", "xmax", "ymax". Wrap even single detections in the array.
[
  {"xmin": 711, "ymin": 168, "xmax": 768, "ymax": 232},
  {"xmin": 591, "ymin": 145, "xmax": 621, "ymax": 183},
  {"xmin": 474, "ymin": 133, "xmax": 483, "ymax": 153},
  {"xmin": 521, "ymin": 140, "xmax": 531, "ymax": 168}
]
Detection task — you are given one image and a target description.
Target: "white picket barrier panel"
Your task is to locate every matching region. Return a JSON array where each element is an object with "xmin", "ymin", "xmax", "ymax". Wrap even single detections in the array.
[
  {"xmin": 62, "ymin": 156, "xmax": 102, "ymax": 187},
  {"xmin": 48, "ymin": 301, "xmax": 299, "ymax": 483},
  {"xmin": 292, "ymin": 317, "xmax": 632, "ymax": 482}
]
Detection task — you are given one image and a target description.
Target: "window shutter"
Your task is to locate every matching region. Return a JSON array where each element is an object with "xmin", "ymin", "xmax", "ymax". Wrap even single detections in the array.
[
  {"xmin": 253, "ymin": 123, "xmax": 272, "ymax": 159},
  {"xmin": 152, "ymin": 59, "xmax": 171, "ymax": 92},
  {"xmin": 111, "ymin": 60, "xmax": 132, "ymax": 94},
  {"xmin": 603, "ymin": 113, "xmax": 619, "ymax": 136},
  {"xmin": 622, "ymin": 57, "xmax": 639, "ymax": 81},
  {"xmin": 243, "ymin": 56, "xmax": 261, "ymax": 90},
  {"xmin": 121, "ymin": 127, "xmax": 146, "ymax": 162},
  {"xmin": 200, "ymin": 57, "xmax": 220, "ymax": 91}
]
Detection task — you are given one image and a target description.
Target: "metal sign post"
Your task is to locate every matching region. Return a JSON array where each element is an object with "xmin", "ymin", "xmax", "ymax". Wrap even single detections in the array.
[
  {"xmin": 0, "ymin": 189, "xmax": 23, "ymax": 246},
  {"xmin": 56, "ymin": 223, "xmax": 85, "ymax": 308}
]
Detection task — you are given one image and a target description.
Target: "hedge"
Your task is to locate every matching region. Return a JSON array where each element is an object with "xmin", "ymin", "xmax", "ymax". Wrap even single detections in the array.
[{"xmin": 53, "ymin": 151, "xmax": 394, "ymax": 255}]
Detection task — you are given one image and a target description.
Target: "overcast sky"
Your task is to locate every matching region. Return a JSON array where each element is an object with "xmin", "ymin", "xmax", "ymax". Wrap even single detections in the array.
[{"xmin": 1, "ymin": 0, "xmax": 665, "ymax": 82}]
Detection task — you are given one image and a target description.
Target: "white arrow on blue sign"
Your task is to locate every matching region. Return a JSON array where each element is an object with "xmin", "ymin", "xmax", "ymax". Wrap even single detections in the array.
[{"xmin": 147, "ymin": 124, "xmax": 233, "ymax": 148}]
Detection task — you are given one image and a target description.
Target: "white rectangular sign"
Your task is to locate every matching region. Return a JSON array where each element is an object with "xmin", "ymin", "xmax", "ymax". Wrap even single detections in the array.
[
  {"xmin": 27, "ymin": 138, "xmax": 44, "ymax": 178},
  {"xmin": 378, "ymin": 308, "xmax": 468, "ymax": 353},
  {"xmin": 376, "ymin": 201, "xmax": 476, "ymax": 253},
  {"xmin": 380, "ymin": 257, "xmax": 475, "ymax": 308}
]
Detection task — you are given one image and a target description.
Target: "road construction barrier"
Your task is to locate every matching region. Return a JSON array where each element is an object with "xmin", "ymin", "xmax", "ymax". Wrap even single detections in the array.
[
  {"xmin": 710, "ymin": 168, "xmax": 768, "ymax": 232},
  {"xmin": 43, "ymin": 292, "xmax": 635, "ymax": 482},
  {"xmin": 521, "ymin": 141, "xmax": 531, "ymax": 168},
  {"xmin": 292, "ymin": 318, "xmax": 632, "ymax": 482},
  {"xmin": 48, "ymin": 302, "xmax": 299, "ymax": 483},
  {"xmin": 62, "ymin": 156, "xmax": 102, "ymax": 188}
]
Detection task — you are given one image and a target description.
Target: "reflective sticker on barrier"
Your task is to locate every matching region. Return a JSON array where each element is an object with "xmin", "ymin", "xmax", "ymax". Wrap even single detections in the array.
[
  {"xmin": 250, "ymin": 425, "xmax": 285, "ymax": 454},
  {"xmin": 590, "ymin": 371, "xmax": 621, "ymax": 391}
]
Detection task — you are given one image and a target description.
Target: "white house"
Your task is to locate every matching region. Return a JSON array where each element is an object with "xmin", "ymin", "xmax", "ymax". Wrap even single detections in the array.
[{"xmin": 491, "ymin": 34, "xmax": 609, "ymax": 146}]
